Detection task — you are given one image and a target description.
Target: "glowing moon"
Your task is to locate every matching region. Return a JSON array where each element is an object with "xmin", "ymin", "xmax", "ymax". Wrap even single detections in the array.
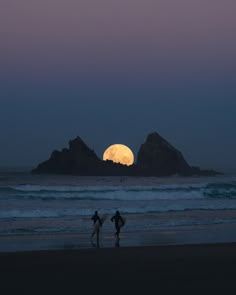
[{"xmin": 103, "ymin": 144, "xmax": 134, "ymax": 166}]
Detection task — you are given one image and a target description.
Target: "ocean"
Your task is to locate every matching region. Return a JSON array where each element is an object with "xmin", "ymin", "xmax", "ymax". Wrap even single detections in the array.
[{"xmin": 1, "ymin": 172, "xmax": 236, "ymax": 251}]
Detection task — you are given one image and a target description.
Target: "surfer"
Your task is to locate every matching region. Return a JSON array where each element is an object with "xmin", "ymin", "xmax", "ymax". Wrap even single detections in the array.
[
  {"xmin": 91, "ymin": 211, "xmax": 102, "ymax": 247},
  {"xmin": 111, "ymin": 210, "xmax": 125, "ymax": 241}
]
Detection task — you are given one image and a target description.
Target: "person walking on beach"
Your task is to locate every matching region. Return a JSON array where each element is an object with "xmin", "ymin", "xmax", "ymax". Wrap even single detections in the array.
[
  {"xmin": 111, "ymin": 210, "xmax": 125, "ymax": 243},
  {"xmin": 91, "ymin": 210, "xmax": 102, "ymax": 247}
]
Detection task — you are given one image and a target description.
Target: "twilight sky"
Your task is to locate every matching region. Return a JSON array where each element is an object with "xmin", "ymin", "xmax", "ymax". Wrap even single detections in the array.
[{"xmin": 0, "ymin": 0, "xmax": 236, "ymax": 172}]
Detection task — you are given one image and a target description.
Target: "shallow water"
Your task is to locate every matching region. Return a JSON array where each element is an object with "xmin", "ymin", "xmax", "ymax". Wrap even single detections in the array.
[{"xmin": 0, "ymin": 172, "xmax": 236, "ymax": 251}]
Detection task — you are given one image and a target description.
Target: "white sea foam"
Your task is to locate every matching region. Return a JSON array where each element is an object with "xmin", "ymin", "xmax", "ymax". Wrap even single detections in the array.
[
  {"xmin": 1, "ymin": 199, "xmax": 236, "ymax": 218},
  {"xmin": 1, "ymin": 174, "xmax": 236, "ymax": 238},
  {"xmin": 8, "ymin": 183, "xmax": 206, "ymax": 192}
]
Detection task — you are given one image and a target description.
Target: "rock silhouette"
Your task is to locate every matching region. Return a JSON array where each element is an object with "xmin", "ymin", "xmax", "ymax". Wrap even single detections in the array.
[
  {"xmin": 32, "ymin": 136, "xmax": 132, "ymax": 175},
  {"xmin": 32, "ymin": 132, "xmax": 219, "ymax": 176},
  {"xmin": 136, "ymin": 132, "xmax": 191, "ymax": 176}
]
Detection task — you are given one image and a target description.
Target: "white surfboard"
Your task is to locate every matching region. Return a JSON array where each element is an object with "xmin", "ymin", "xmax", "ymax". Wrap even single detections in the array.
[
  {"xmin": 94, "ymin": 214, "xmax": 107, "ymax": 231},
  {"xmin": 118, "ymin": 216, "xmax": 126, "ymax": 228}
]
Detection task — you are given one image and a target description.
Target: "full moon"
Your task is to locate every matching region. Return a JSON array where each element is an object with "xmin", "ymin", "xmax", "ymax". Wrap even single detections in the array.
[{"xmin": 103, "ymin": 144, "xmax": 134, "ymax": 166}]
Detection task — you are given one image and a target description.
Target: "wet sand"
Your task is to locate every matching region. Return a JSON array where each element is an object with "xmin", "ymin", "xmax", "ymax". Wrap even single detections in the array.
[{"xmin": 1, "ymin": 242, "xmax": 236, "ymax": 294}]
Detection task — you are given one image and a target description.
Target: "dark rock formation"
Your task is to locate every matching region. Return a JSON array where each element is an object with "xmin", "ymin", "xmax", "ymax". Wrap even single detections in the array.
[
  {"xmin": 136, "ymin": 132, "xmax": 192, "ymax": 176},
  {"xmin": 32, "ymin": 136, "xmax": 134, "ymax": 176},
  {"xmin": 32, "ymin": 133, "xmax": 220, "ymax": 176}
]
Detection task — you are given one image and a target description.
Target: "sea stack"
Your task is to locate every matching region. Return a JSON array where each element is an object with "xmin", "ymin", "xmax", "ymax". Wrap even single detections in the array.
[
  {"xmin": 32, "ymin": 136, "xmax": 132, "ymax": 175},
  {"xmin": 32, "ymin": 136, "xmax": 101, "ymax": 174},
  {"xmin": 32, "ymin": 132, "xmax": 220, "ymax": 176},
  {"xmin": 136, "ymin": 132, "xmax": 191, "ymax": 176}
]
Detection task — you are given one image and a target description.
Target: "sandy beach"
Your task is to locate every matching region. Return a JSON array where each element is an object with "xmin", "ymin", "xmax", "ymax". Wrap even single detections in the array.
[
  {"xmin": 1, "ymin": 174, "xmax": 236, "ymax": 293},
  {"xmin": 1, "ymin": 242, "xmax": 236, "ymax": 294}
]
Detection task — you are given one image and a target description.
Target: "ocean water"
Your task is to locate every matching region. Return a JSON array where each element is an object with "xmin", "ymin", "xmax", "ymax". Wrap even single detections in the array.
[{"xmin": 1, "ymin": 172, "xmax": 236, "ymax": 251}]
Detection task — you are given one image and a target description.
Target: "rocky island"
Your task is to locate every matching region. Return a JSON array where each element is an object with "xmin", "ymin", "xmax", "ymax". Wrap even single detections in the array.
[{"xmin": 32, "ymin": 132, "xmax": 219, "ymax": 176}]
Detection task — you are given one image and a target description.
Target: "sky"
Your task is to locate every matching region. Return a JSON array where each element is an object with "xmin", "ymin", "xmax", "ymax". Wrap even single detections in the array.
[{"xmin": 0, "ymin": 0, "xmax": 236, "ymax": 173}]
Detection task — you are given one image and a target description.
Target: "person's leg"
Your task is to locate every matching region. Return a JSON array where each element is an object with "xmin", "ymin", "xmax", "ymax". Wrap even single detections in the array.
[
  {"xmin": 96, "ymin": 229, "xmax": 100, "ymax": 248},
  {"xmin": 115, "ymin": 225, "xmax": 118, "ymax": 236},
  {"xmin": 116, "ymin": 226, "xmax": 120, "ymax": 239},
  {"xmin": 91, "ymin": 228, "xmax": 95, "ymax": 239}
]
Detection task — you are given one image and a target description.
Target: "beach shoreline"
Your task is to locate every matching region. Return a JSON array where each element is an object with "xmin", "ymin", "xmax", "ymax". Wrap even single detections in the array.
[
  {"xmin": 1, "ymin": 242, "xmax": 236, "ymax": 293},
  {"xmin": 1, "ymin": 221, "xmax": 236, "ymax": 253}
]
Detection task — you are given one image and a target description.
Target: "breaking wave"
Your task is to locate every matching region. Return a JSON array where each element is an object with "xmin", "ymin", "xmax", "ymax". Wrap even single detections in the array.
[{"xmin": 1, "ymin": 181, "xmax": 236, "ymax": 201}]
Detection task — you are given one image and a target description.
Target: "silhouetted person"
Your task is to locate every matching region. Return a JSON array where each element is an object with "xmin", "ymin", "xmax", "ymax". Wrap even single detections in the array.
[
  {"xmin": 111, "ymin": 210, "xmax": 124, "ymax": 242},
  {"xmin": 91, "ymin": 211, "xmax": 102, "ymax": 247}
]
